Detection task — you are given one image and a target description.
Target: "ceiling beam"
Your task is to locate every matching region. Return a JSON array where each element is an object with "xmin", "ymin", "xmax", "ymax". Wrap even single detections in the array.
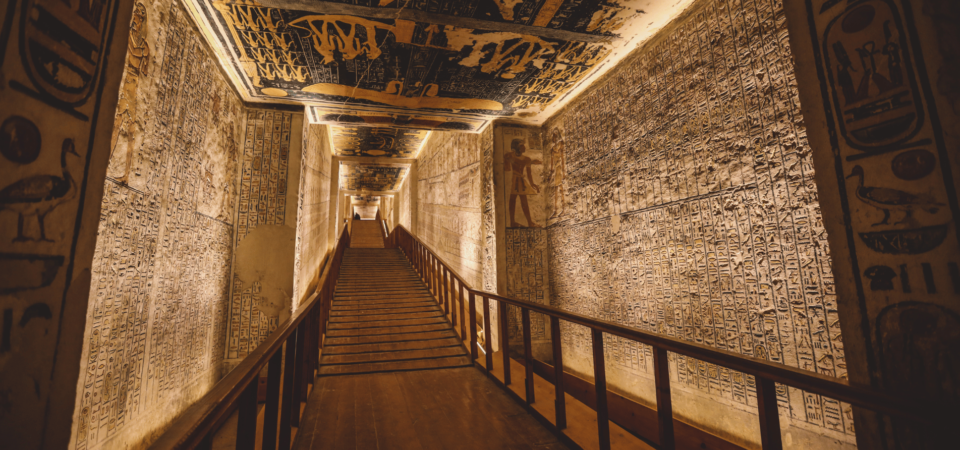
[
  {"xmin": 341, "ymin": 189, "xmax": 398, "ymax": 196},
  {"xmin": 336, "ymin": 156, "xmax": 415, "ymax": 165},
  {"xmin": 258, "ymin": 0, "xmax": 607, "ymax": 44}
]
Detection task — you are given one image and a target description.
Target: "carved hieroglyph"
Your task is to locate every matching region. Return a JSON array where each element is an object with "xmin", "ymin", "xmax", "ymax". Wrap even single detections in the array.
[
  {"xmin": 227, "ymin": 110, "xmax": 297, "ymax": 364},
  {"xmin": 784, "ymin": 0, "xmax": 960, "ymax": 447},
  {"xmin": 417, "ymin": 131, "xmax": 485, "ymax": 287},
  {"xmin": 293, "ymin": 124, "xmax": 333, "ymax": 308},
  {"xmin": 71, "ymin": 2, "xmax": 244, "ymax": 449},
  {"xmin": 542, "ymin": 0, "xmax": 852, "ymax": 444},
  {"xmin": 480, "ymin": 125, "xmax": 498, "ymax": 293}
]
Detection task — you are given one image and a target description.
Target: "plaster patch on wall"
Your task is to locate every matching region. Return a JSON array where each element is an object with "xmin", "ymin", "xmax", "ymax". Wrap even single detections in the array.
[{"xmin": 227, "ymin": 110, "xmax": 298, "ymax": 366}]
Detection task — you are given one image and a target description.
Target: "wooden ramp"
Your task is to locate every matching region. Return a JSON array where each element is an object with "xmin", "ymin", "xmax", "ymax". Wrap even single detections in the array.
[
  {"xmin": 349, "ymin": 221, "xmax": 385, "ymax": 248},
  {"xmin": 298, "ymin": 248, "xmax": 570, "ymax": 450},
  {"xmin": 319, "ymin": 248, "xmax": 471, "ymax": 376}
]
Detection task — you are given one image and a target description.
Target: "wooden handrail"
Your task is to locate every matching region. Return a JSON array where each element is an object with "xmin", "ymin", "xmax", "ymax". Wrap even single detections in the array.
[
  {"xmin": 392, "ymin": 225, "xmax": 952, "ymax": 450},
  {"xmin": 149, "ymin": 226, "xmax": 352, "ymax": 450}
]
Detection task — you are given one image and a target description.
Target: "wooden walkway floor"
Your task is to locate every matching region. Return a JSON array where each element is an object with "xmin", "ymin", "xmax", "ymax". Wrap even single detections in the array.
[
  {"xmin": 319, "ymin": 249, "xmax": 471, "ymax": 375},
  {"xmin": 294, "ymin": 368, "xmax": 570, "ymax": 450},
  {"xmin": 295, "ymin": 247, "xmax": 570, "ymax": 450}
]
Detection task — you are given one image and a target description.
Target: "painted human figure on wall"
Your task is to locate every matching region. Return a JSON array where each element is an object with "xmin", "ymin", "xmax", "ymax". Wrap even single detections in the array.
[{"xmin": 504, "ymin": 138, "xmax": 542, "ymax": 227}]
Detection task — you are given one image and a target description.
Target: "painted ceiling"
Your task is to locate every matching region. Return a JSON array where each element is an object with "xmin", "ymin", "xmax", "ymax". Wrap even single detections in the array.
[
  {"xmin": 340, "ymin": 163, "xmax": 410, "ymax": 191},
  {"xmin": 332, "ymin": 126, "xmax": 428, "ymax": 157},
  {"xmin": 187, "ymin": 0, "xmax": 697, "ymax": 126}
]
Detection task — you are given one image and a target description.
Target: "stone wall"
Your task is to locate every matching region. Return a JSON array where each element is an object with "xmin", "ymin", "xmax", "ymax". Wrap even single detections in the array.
[
  {"xmin": 399, "ymin": 167, "xmax": 414, "ymax": 232},
  {"xmin": 0, "ymin": 1, "xmax": 135, "ymax": 449},
  {"xmin": 494, "ymin": 125, "xmax": 551, "ymax": 355},
  {"xmin": 226, "ymin": 109, "xmax": 302, "ymax": 368},
  {"xmin": 541, "ymin": 0, "xmax": 851, "ymax": 447},
  {"xmin": 69, "ymin": 2, "xmax": 246, "ymax": 449},
  {"xmin": 293, "ymin": 124, "xmax": 333, "ymax": 309},
  {"xmin": 784, "ymin": 0, "xmax": 960, "ymax": 448},
  {"xmin": 416, "ymin": 132, "xmax": 486, "ymax": 287}
]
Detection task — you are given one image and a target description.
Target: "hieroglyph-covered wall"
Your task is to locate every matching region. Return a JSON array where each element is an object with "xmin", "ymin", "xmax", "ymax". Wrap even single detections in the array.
[
  {"xmin": 70, "ymin": 2, "xmax": 245, "ymax": 449},
  {"xmin": 495, "ymin": 125, "xmax": 551, "ymax": 355},
  {"xmin": 416, "ymin": 131, "xmax": 486, "ymax": 287},
  {"xmin": 226, "ymin": 109, "xmax": 302, "ymax": 368},
  {"xmin": 1, "ymin": 1, "xmax": 134, "ymax": 449},
  {"xmin": 542, "ymin": 0, "xmax": 850, "ymax": 447},
  {"xmin": 293, "ymin": 124, "xmax": 333, "ymax": 308},
  {"xmin": 784, "ymin": 0, "xmax": 960, "ymax": 448}
]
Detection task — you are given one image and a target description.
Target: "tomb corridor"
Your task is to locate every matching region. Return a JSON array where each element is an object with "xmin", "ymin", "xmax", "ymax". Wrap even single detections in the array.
[{"xmin": 1, "ymin": 1, "xmax": 958, "ymax": 450}]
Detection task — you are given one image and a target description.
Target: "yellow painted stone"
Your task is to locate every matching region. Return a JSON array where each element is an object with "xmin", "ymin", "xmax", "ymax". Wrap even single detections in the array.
[{"xmin": 261, "ymin": 87, "xmax": 288, "ymax": 97}]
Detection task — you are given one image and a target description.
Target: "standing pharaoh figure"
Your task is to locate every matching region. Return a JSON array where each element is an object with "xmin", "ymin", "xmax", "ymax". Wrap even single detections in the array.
[
  {"xmin": 504, "ymin": 138, "xmax": 542, "ymax": 227},
  {"xmin": 546, "ymin": 129, "xmax": 565, "ymax": 220}
]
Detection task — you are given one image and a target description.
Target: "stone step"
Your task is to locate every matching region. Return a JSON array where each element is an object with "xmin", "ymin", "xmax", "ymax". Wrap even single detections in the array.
[
  {"xmin": 328, "ymin": 317, "xmax": 446, "ymax": 331},
  {"xmin": 320, "ymin": 345, "xmax": 467, "ymax": 366},
  {"xmin": 321, "ymin": 336, "xmax": 463, "ymax": 355},
  {"xmin": 329, "ymin": 310, "xmax": 442, "ymax": 322},
  {"xmin": 317, "ymin": 355, "xmax": 472, "ymax": 376},
  {"xmin": 323, "ymin": 329, "xmax": 457, "ymax": 346},
  {"xmin": 324, "ymin": 322, "xmax": 451, "ymax": 338}
]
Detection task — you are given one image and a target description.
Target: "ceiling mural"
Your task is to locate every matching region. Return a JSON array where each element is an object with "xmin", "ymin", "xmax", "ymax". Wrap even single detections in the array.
[
  {"xmin": 331, "ymin": 126, "xmax": 429, "ymax": 157},
  {"xmin": 309, "ymin": 107, "xmax": 487, "ymax": 132},
  {"xmin": 340, "ymin": 163, "xmax": 409, "ymax": 191},
  {"xmin": 186, "ymin": 0, "xmax": 697, "ymax": 124}
]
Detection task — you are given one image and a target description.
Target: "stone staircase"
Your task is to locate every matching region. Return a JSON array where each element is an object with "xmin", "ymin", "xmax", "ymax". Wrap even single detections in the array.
[
  {"xmin": 349, "ymin": 220, "xmax": 385, "ymax": 248},
  {"xmin": 318, "ymin": 248, "xmax": 472, "ymax": 376}
]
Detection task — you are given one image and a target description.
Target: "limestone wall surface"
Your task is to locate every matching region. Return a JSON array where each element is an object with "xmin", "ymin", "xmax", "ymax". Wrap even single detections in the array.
[
  {"xmin": 0, "ymin": 1, "xmax": 135, "ymax": 449},
  {"xmin": 783, "ymin": 0, "xmax": 960, "ymax": 448},
  {"xmin": 416, "ymin": 132, "xmax": 487, "ymax": 288},
  {"xmin": 225, "ymin": 109, "xmax": 302, "ymax": 370},
  {"xmin": 399, "ymin": 166, "xmax": 414, "ymax": 232},
  {"xmin": 69, "ymin": 2, "xmax": 246, "ymax": 450},
  {"xmin": 540, "ymin": 0, "xmax": 850, "ymax": 447},
  {"xmin": 293, "ymin": 124, "xmax": 333, "ymax": 308}
]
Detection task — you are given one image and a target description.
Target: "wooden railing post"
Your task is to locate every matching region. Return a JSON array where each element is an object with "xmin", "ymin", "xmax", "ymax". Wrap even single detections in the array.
[
  {"xmin": 756, "ymin": 377, "xmax": 783, "ymax": 450},
  {"xmin": 468, "ymin": 291, "xmax": 478, "ymax": 361},
  {"xmin": 458, "ymin": 281, "xmax": 466, "ymax": 340},
  {"xmin": 278, "ymin": 334, "xmax": 296, "ymax": 450},
  {"xmin": 442, "ymin": 266, "xmax": 450, "ymax": 316},
  {"xmin": 654, "ymin": 347, "xmax": 675, "ymax": 450},
  {"xmin": 550, "ymin": 316, "xmax": 566, "ymax": 429},
  {"xmin": 236, "ymin": 374, "xmax": 258, "ymax": 450},
  {"xmin": 450, "ymin": 277, "xmax": 458, "ymax": 329},
  {"xmin": 482, "ymin": 295, "xmax": 493, "ymax": 374},
  {"xmin": 592, "ymin": 329, "xmax": 610, "ymax": 450},
  {"xmin": 434, "ymin": 257, "xmax": 440, "ymax": 301},
  {"xmin": 522, "ymin": 308, "xmax": 534, "ymax": 404},
  {"xmin": 262, "ymin": 350, "xmax": 283, "ymax": 450},
  {"xmin": 498, "ymin": 300, "xmax": 510, "ymax": 386},
  {"xmin": 290, "ymin": 325, "xmax": 306, "ymax": 427}
]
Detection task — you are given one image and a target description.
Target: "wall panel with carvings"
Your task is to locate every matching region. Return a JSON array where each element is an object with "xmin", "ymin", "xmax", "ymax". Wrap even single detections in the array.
[
  {"xmin": 69, "ymin": 2, "xmax": 245, "ymax": 450},
  {"xmin": 542, "ymin": 0, "xmax": 851, "ymax": 447},
  {"xmin": 293, "ymin": 124, "xmax": 333, "ymax": 308},
  {"xmin": 416, "ymin": 131, "xmax": 488, "ymax": 288}
]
